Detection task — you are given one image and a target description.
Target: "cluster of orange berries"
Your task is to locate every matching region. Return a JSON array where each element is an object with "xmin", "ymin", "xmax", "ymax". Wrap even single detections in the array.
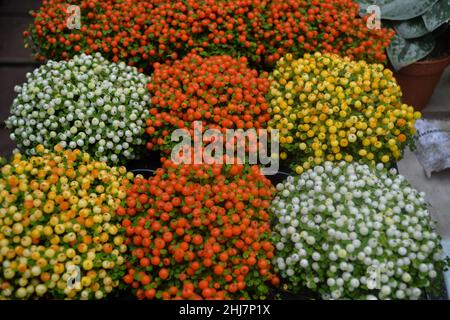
[
  {"xmin": 120, "ymin": 160, "xmax": 278, "ymax": 299},
  {"xmin": 146, "ymin": 53, "xmax": 271, "ymax": 154},
  {"xmin": 26, "ymin": 0, "xmax": 393, "ymax": 71}
]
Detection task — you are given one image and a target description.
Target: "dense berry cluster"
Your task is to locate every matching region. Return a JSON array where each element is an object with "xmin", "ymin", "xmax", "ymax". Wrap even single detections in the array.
[
  {"xmin": 0, "ymin": 145, "xmax": 132, "ymax": 299},
  {"xmin": 119, "ymin": 160, "xmax": 278, "ymax": 299},
  {"xmin": 6, "ymin": 53, "xmax": 150, "ymax": 164},
  {"xmin": 271, "ymin": 162, "xmax": 447, "ymax": 300},
  {"xmin": 26, "ymin": 0, "xmax": 158, "ymax": 71},
  {"xmin": 147, "ymin": 0, "xmax": 263, "ymax": 65},
  {"xmin": 146, "ymin": 53, "xmax": 271, "ymax": 155},
  {"xmin": 26, "ymin": 0, "xmax": 393, "ymax": 70},
  {"xmin": 268, "ymin": 52, "xmax": 420, "ymax": 173},
  {"xmin": 252, "ymin": 0, "xmax": 393, "ymax": 65},
  {"xmin": 10, "ymin": 0, "xmax": 446, "ymax": 302}
]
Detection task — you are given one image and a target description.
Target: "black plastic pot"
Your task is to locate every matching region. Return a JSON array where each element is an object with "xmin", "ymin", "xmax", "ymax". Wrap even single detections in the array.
[
  {"xmin": 126, "ymin": 149, "xmax": 163, "ymax": 172},
  {"xmin": 423, "ymin": 278, "xmax": 448, "ymax": 300},
  {"xmin": 267, "ymin": 284, "xmax": 321, "ymax": 300},
  {"xmin": 266, "ymin": 170, "xmax": 291, "ymax": 185},
  {"xmin": 130, "ymin": 168, "xmax": 156, "ymax": 178}
]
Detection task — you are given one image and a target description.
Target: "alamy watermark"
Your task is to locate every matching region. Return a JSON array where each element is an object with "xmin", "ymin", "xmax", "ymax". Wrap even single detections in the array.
[
  {"xmin": 171, "ymin": 121, "xmax": 280, "ymax": 175},
  {"xmin": 66, "ymin": 5, "xmax": 81, "ymax": 30},
  {"xmin": 366, "ymin": 5, "xmax": 381, "ymax": 30},
  {"xmin": 66, "ymin": 265, "xmax": 81, "ymax": 290},
  {"xmin": 366, "ymin": 265, "xmax": 382, "ymax": 290},
  {"xmin": 366, "ymin": 264, "xmax": 390, "ymax": 290}
]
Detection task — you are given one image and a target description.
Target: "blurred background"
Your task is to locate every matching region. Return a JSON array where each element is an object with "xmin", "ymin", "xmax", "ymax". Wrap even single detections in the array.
[{"xmin": 0, "ymin": 0, "xmax": 42, "ymax": 158}]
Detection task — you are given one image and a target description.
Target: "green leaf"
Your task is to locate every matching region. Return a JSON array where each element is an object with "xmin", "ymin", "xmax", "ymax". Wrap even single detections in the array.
[
  {"xmin": 357, "ymin": 0, "xmax": 390, "ymax": 8},
  {"xmin": 392, "ymin": 17, "xmax": 429, "ymax": 39},
  {"xmin": 422, "ymin": 0, "xmax": 450, "ymax": 32},
  {"xmin": 356, "ymin": 0, "xmax": 440, "ymax": 20},
  {"xmin": 387, "ymin": 32, "xmax": 435, "ymax": 70}
]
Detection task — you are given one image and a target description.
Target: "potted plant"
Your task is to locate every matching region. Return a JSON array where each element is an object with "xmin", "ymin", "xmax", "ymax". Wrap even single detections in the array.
[
  {"xmin": 268, "ymin": 52, "xmax": 420, "ymax": 175},
  {"xmin": 119, "ymin": 160, "xmax": 279, "ymax": 300},
  {"xmin": 0, "ymin": 145, "xmax": 133, "ymax": 299},
  {"xmin": 270, "ymin": 161, "xmax": 449, "ymax": 300},
  {"xmin": 5, "ymin": 53, "xmax": 151, "ymax": 165},
  {"xmin": 357, "ymin": 0, "xmax": 450, "ymax": 110}
]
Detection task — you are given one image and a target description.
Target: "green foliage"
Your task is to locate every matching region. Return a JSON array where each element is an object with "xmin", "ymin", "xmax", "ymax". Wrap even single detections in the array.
[
  {"xmin": 387, "ymin": 33, "xmax": 435, "ymax": 69},
  {"xmin": 356, "ymin": 0, "xmax": 450, "ymax": 70}
]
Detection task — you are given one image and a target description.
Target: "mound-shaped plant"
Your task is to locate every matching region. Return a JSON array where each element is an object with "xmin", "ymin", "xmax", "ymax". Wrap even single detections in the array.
[
  {"xmin": 253, "ymin": 0, "xmax": 394, "ymax": 66},
  {"xmin": 0, "ymin": 145, "xmax": 133, "ymax": 299},
  {"xmin": 26, "ymin": 0, "xmax": 393, "ymax": 69},
  {"xmin": 6, "ymin": 53, "xmax": 150, "ymax": 165},
  {"xmin": 119, "ymin": 160, "xmax": 278, "ymax": 299},
  {"xmin": 268, "ymin": 52, "xmax": 421, "ymax": 174},
  {"xmin": 271, "ymin": 161, "xmax": 448, "ymax": 300},
  {"xmin": 146, "ymin": 53, "xmax": 271, "ymax": 155},
  {"xmin": 25, "ymin": 0, "xmax": 158, "ymax": 71}
]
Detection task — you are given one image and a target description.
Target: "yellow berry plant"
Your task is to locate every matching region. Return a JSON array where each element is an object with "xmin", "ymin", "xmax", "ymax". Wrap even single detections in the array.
[
  {"xmin": 268, "ymin": 52, "xmax": 420, "ymax": 174},
  {"xmin": 0, "ymin": 145, "xmax": 133, "ymax": 299}
]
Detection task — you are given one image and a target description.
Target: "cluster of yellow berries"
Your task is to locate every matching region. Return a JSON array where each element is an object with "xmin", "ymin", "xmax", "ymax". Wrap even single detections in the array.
[
  {"xmin": 268, "ymin": 52, "xmax": 420, "ymax": 174},
  {"xmin": 0, "ymin": 145, "xmax": 133, "ymax": 299}
]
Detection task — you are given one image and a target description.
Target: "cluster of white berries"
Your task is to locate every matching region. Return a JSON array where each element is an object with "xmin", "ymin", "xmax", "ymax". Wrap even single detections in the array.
[
  {"xmin": 271, "ymin": 161, "xmax": 446, "ymax": 300},
  {"xmin": 6, "ymin": 53, "xmax": 150, "ymax": 164}
]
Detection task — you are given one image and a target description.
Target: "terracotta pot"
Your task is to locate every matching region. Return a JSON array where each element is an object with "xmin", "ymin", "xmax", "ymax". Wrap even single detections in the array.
[{"xmin": 394, "ymin": 54, "xmax": 450, "ymax": 111}]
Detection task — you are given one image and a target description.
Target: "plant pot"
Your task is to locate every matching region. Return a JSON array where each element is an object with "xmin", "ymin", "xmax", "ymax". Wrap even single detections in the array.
[
  {"xmin": 126, "ymin": 150, "xmax": 162, "ymax": 172},
  {"xmin": 267, "ymin": 284, "xmax": 321, "ymax": 300},
  {"xmin": 394, "ymin": 55, "xmax": 450, "ymax": 111}
]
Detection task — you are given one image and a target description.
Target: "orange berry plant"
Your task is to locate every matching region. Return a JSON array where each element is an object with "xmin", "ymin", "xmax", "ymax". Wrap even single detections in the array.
[
  {"xmin": 26, "ymin": 0, "xmax": 394, "ymax": 71},
  {"xmin": 146, "ymin": 53, "xmax": 271, "ymax": 155},
  {"xmin": 119, "ymin": 159, "xmax": 278, "ymax": 299},
  {"xmin": 252, "ymin": 0, "xmax": 394, "ymax": 65},
  {"xmin": 25, "ymin": 0, "xmax": 158, "ymax": 72}
]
